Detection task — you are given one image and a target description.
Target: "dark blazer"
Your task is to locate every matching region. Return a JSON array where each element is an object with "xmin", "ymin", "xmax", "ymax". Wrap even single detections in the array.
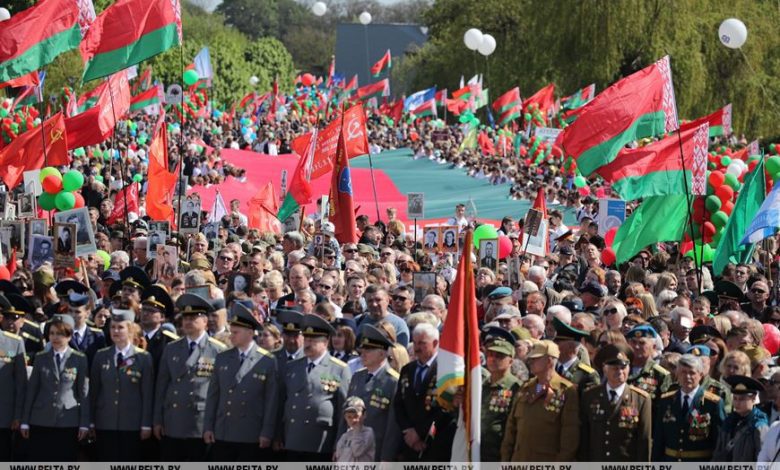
[
  {"xmin": 70, "ymin": 326, "xmax": 106, "ymax": 367},
  {"xmin": 23, "ymin": 348, "xmax": 89, "ymax": 428},
  {"xmin": 89, "ymin": 346, "xmax": 154, "ymax": 431}
]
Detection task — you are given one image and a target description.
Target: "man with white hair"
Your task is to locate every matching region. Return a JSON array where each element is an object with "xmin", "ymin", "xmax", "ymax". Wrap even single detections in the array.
[
  {"xmin": 420, "ymin": 294, "xmax": 447, "ymax": 326},
  {"xmin": 652, "ymin": 354, "xmax": 725, "ymax": 461},
  {"xmin": 132, "ymin": 237, "xmax": 148, "ymax": 268},
  {"xmin": 668, "ymin": 307, "xmax": 694, "ymax": 351},
  {"xmin": 527, "ymin": 265, "xmax": 562, "ymax": 311},
  {"xmin": 544, "ymin": 305, "xmax": 572, "ymax": 339},
  {"xmin": 521, "ymin": 314, "xmax": 545, "ymax": 340},
  {"xmin": 393, "ymin": 323, "xmax": 457, "ymax": 461},
  {"xmin": 110, "ymin": 250, "xmax": 130, "ymax": 271}
]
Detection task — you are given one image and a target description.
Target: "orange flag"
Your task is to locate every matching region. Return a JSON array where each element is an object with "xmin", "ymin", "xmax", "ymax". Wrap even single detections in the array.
[
  {"xmin": 247, "ymin": 182, "xmax": 281, "ymax": 233},
  {"xmin": 0, "ymin": 112, "xmax": 69, "ymax": 189},
  {"xmin": 146, "ymin": 121, "xmax": 177, "ymax": 225}
]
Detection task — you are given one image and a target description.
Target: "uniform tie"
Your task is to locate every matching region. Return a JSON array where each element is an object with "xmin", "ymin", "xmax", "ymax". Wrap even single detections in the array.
[
  {"xmin": 365, "ymin": 373, "xmax": 374, "ymax": 384},
  {"xmin": 414, "ymin": 364, "xmax": 429, "ymax": 391},
  {"xmin": 682, "ymin": 394, "xmax": 690, "ymax": 415},
  {"xmin": 73, "ymin": 331, "xmax": 81, "ymax": 345},
  {"xmin": 116, "ymin": 352, "xmax": 124, "ymax": 368},
  {"xmin": 609, "ymin": 390, "xmax": 618, "ymax": 404},
  {"xmin": 239, "ymin": 352, "xmax": 246, "ymax": 365},
  {"xmin": 55, "ymin": 353, "xmax": 62, "ymax": 373},
  {"xmin": 556, "ymin": 363, "xmax": 564, "ymax": 375},
  {"xmin": 307, "ymin": 362, "xmax": 315, "ymax": 374},
  {"xmin": 189, "ymin": 341, "xmax": 197, "ymax": 356}
]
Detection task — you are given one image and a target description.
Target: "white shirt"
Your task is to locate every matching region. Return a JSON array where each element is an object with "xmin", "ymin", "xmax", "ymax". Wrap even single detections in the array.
[
  {"xmin": 680, "ymin": 386, "xmax": 700, "ymax": 408},
  {"xmin": 308, "ymin": 350, "xmax": 328, "ymax": 369},
  {"xmin": 187, "ymin": 332, "xmax": 207, "ymax": 350},
  {"xmin": 606, "ymin": 383, "xmax": 627, "ymax": 402},
  {"xmin": 73, "ymin": 325, "xmax": 88, "ymax": 342},
  {"xmin": 143, "ymin": 327, "xmax": 160, "ymax": 341},
  {"xmin": 114, "ymin": 343, "xmax": 134, "ymax": 365},
  {"xmin": 559, "ymin": 357, "xmax": 578, "ymax": 373}
]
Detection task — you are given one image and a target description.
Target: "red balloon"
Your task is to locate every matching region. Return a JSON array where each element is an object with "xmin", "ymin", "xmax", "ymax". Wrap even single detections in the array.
[
  {"xmin": 497, "ymin": 235, "xmax": 512, "ymax": 260},
  {"xmin": 715, "ymin": 185, "xmax": 734, "ymax": 203},
  {"xmin": 41, "ymin": 175, "xmax": 63, "ymax": 194},
  {"xmin": 681, "ymin": 240, "xmax": 693, "ymax": 255},
  {"xmin": 578, "ymin": 186, "xmax": 590, "ymax": 196},
  {"xmin": 594, "ymin": 187, "xmax": 606, "ymax": 198},
  {"xmin": 708, "ymin": 171, "xmax": 725, "ymax": 188},
  {"xmin": 763, "ymin": 324, "xmax": 780, "ymax": 355},
  {"xmin": 72, "ymin": 192, "xmax": 85, "ymax": 209},
  {"xmin": 601, "ymin": 247, "xmax": 616, "ymax": 266},
  {"xmin": 605, "ymin": 227, "xmax": 618, "ymax": 247},
  {"xmin": 301, "ymin": 73, "xmax": 315, "ymax": 87},
  {"xmin": 722, "ymin": 200, "xmax": 734, "ymax": 215},
  {"xmin": 702, "ymin": 221, "xmax": 716, "ymax": 238}
]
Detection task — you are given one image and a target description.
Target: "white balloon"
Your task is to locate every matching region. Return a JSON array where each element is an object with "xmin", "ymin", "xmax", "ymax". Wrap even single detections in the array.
[
  {"xmin": 726, "ymin": 162, "xmax": 742, "ymax": 176},
  {"xmin": 249, "ymin": 75, "xmax": 259, "ymax": 86},
  {"xmin": 478, "ymin": 34, "xmax": 496, "ymax": 56},
  {"xmin": 463, "ymin": 28, "xmax": 483, "ymax": 51},
  {"xmin": 359, "ymin": 11, "xmax": 372, "ymax": 25},
  {"xmin": 719, "ymin": 18, "xmax": 747, "ymax": 49},
  {"xmin": 0, "ymin": 8, "xmax": 9, "ymax": 21},
  {"xmin": 311, "ymin": 1, "xmax": 326, "ymax": 16}
]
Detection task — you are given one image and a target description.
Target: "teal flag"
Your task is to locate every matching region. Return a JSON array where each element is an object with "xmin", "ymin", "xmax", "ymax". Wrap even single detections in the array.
[
  {"xmin": 713, "ymin": 159, "xmax": 766, "ymax": 275},
  {"xmin": 612, "ymin": 194, "xmax": 690, "ymax": 264}
]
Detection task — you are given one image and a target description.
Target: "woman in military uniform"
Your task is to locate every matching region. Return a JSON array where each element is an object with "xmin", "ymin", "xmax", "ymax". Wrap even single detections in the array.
[
  {"xmin": 21, "ymin": 315, "xmax": 90, "ymax": 462},
  {"xmin": 90, "ymin": 310, "xmax": 155, "ymax": 461},
  {"xmin": 712, "ymin": 375, "xmax": 768, "ymax": 461}
]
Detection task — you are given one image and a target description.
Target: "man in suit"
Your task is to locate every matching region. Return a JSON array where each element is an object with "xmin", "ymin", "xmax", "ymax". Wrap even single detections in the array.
[
  {"xmin": 580, "ymin": 344, "xmax": 652, "ymax": 461},
  {"xmin": 279, "ymin": 314, "xmax": 350, "ymax": 461},
  {"xmin": 423, "ymin": 230, "xmax": 438, "ymax": 250},
  {"xmin": 343, "ymin": 325, "xmax": 401, "ymax": 460},
  {"xmin": 153, "ymin": 293, "xmax": 227, "ymax": 461},
  {"xmin": 68, "ymin": 291, "xmax": 106, "ymax": 367},
  {"xmin": 481, "ymin": 241, "xmax": 497, "ymax": 270},
  {"xmin": 394, "ymin": 322, "xmax": 457, "ymax": 461},
  {"xmin": 140, "ymin": 285, "xmax": 178, "ymax": 370},
  {"xmin": 204, "ymin": 304, "xmax": 279, "ymax": 461},
  {"xmin": 652, "ymin": 353, "xmax": 725, "ymax": 461},
  {"xmin": 0, "ymin": 294, "xmax": 26, "ymax": 460}
]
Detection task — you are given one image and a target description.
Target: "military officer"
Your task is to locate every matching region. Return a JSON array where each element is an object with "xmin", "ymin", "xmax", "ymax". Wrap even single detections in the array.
[
  {"xmin": 688, "ymin": 344, "xmax": 732, "ymax": 413},
  {"xmin": 0, "ymin": 293, "xmax": 41, "ymax": 364},
  {"xmin": 280, "ymin": 314, "xmax": 350, "ymax": 461},
  {"xmin": 479, "ymin": 327, "xmax": 522, "ymax": 462},
  {"xmin": 342, "ymin": 325, "xmax": 401, "ymax": 461},
  {"xmin": 273, "ymin": 308, "xmax": 305, "ymax": 373},
  {"xmin": 203, "ymin": 304, "xmax": 279, "ymax": 461},
  {"xmin": 116, "ymin": 266, "xmax": 151, "ymax": 305},
  {"xmin": 580, "ymin": 344, "xmax": 652, "ymax": 461},
  {"xmin": 140, "ymin": 285, "xmax": 178, "ymax": 370},
  {"xmin": 551, "ymin": 317, "xmax": 599, "ymax": 393},
  {"xmin": 713, "ymin": 375, "xmax": 768, "ymax": 462},
  {"xmin": 153, "ymin": 293, "xmax": 227, "ymax": 461},
  {"xmin": 501, "ymin": 340, "xmax": 579, "ymax": 461},
  {"xmin": 652, "ymin": 353, "xmax": 725, "ymax": 461},
  {"xmin": 0, "ymin": 294, "xmax": 26, "ymax": 460},
  {"xmin": 21, "ymin": 315, "xmax": 89, "ymax": 462},
  {"xmin": 626, "ymin": 325, "xmax": 672, "ymax": 401},
  {"xmin": 68, "ymin": 291, "xmax": 106, "ymax": 367},
  {"xmin": 89, "ymin": 309, "xmax": 155, "ymax": 461}
]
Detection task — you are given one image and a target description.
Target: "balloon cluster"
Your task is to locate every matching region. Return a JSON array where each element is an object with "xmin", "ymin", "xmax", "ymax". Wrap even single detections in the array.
[
  {"xmin": 472, "ymin": 224, "xmax": 512, "ymax": 259},
  {"xmin": 523, "ymin": 136, "xmax": 561, "ymax": 165},
  {"xmin": 523, "ymin": 104, "xmax": 546, "ymax": 127},
  {"xmin": 38, "ymin": 167, "xmax": 85, "ymax": 212},
  {"xmin": 1, "ymin": 100, "xmax": 40, "ymax": 144}
]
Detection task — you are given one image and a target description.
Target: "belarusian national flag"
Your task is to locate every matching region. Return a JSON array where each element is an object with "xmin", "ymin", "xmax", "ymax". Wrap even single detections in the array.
[
  {"xmin": 344, "ymin": 75, "xmax": 358, "ymax": 94},
  {"xmin": 596, "ymin": 123, "xmax": 709, "ymax": 201},
  {"xmin": 612, "ymin": 194, "xmax": 690, "ymax": 264},
  {"xmin": 679, "ymin": 104, "xmax": 732, "ymax": 137},
  {"xmin": 0, "ymin": 0, "xmax": 81, "ymax": 83},
  {"xmin": 409, "ymin": 99, "xmax": 437, "ymax": 120},
  {"xmin": 560, "ymin": 56, "xmax": 678, "ymax": 176},
  {"xmin": 493, "ymin": 87, "xmax": 521, "ymax": 114},
  {"xmin": 561, "ymin": 84, "xmax": 595, "ymax": 111},
  {"xmin": 452, "ymin": 85, "xmax": 472, "ymax": 101},
  {"xmin": 130, "ymin": 85, "xmax": 161, "ymax": 112},
  {"xmin": 370, "ymin": 49, "xmax": 392, "ymax": 78},
  {"xmin": 357, "ymin": 79, "xmax": 389, "ymax": 103},
  {"xmin": 80, "ymin": 0, "xmax": 182, "ymax": 82},
  {"xmin": 435, "ymin": 89, "xmax": 447, "ymax": 107},
  {"xmin": 278, "ymin": 129, "xmax": 315, "ymax": 222},
  {"xmin": 436, "ymin": 228, "xmax": 480, "ymax": 462}
]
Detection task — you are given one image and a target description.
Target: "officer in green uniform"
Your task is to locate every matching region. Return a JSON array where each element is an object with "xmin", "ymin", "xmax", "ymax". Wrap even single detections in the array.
[
  {"xmin": 0, "ymin": 294, "xmax": 42, "ymax": 364},
  {"xmin": 626, "ymin": 325, "xmax": 672, "ymax": 401},
  {"xmin": 480, "ymin": 327, "xmax": 521, "ymax": 461},
  {"xmin": 688, "ymin": 344, "xmax": 732, "ymax": 413},
  {"xmin": 551, "ymin": 317, "xmax": 598, "ymax": 393},
  {"xmin": 652, "ymin": 353, "xmax": 725, "ymax": 461},
  {"xmin": 580, "ymin": 344, "xmax": 652, "ymax": 461}
]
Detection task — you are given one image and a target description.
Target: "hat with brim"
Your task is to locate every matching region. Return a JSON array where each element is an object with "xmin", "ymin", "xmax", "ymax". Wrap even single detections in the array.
[
  {"xmin": 725, "ymin": 375, "xmax": 764, "ymax": 395},
  {"xmin": 357, "ymin": 324, "xmax": 393, "ymax": 350},
  {"xmin": 552, "ymin": 317, "xmax": 589, "ymax": 342},
  {"xmin": 111, "ymin": 309, "xmax": 135, "ymax": 322},
  {"xmin": 175, "ymin": 293, "xmax": 213, "ymax": 316},
  {"xmin": 526, "ymin": 339, "xmax": 559, "ymax": 359},
  {"xmin": 301, "ymin": 314, "xmax": 335, "ymax": 337},
  {"xmin": 230, "ymin": 303, "xmax": 262, "ymax": 331}
]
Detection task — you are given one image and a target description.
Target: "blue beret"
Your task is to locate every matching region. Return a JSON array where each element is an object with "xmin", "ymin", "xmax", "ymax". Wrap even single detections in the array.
[
  {"xmin": 626, "ymin": 324, "xmax": 658, "ymax": 339},
  {"xmin": 488, "ymin": 286, "xmax": 512, "ymax": 299}
]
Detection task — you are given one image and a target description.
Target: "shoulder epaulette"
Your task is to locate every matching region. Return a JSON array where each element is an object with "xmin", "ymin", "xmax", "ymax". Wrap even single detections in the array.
[
  {"xmin": 96, "ymin": 346, "xmax": 113, "ymax": 354},
  {"xmin": 330, "ymin": 356, "xmax": 347, "ymax": 367},
  {"xmin": 21, "ymin": 332, "xmax": 41, "ymax": 343},
  {"xmin": 35, "ymin": 350, "xmax": 47, "ymax": 357},
  {"xmin": 557, "ymin": 375, "xmax": 574, "ymax": 388},
  {"xmin": 703, "ymin": 391, "xmax": 721, "ymax": 403},
  {"xmin": 171, "ymin": 337, "xmax": 186, "ymax": 344},
  {"xmin": 582, "ymin": 383, "xmax": 600, "ymax": 394},
  {"xmin": 23, "ymin": 319, "xmax": 40, "ymax": 328},
  {"xmin": 386, "ymin": 367, "xmax": 400, "ymax": 379},
  {"xmin": 256, "ymin": 347, "xmax": 272, "ymax": 357},
  {"xmin": 162, "ymin": 330, "xmax": 179, "ymax": 340},
  {"xmin": 208, "ymin": 337, "xmax": 227, "ymax": 349},
  {"xmin": 134, "ymin": 346, "xmax": 148, "ymax": 355},
  {"xmin": 653, "ymin": 363, "xmax": 670, "ymax": 375},
  {"xmin": 71, "ymin": 350, "xmax": 85, "ymax": 357},
  {"xmin": 356, "ymin": 367, "xmax": 367, "ymax": 373},
  {"xmin": 2, "ymin": 331, "xmax": 21, "ymax": 340},
  {"xmin": 660, "ymin": 390, "xmax": 677, "ymax": 399},
  {"xmin": 89, "ymin": 327, "xmax": 104, "ymax": 334},
  {"xmin": 577, "ymin": 362, "xmax": 595, "ymax": 374},
  {"xmin": 629, "ymin": 385, "xmax": 650, "ymax": 398}
]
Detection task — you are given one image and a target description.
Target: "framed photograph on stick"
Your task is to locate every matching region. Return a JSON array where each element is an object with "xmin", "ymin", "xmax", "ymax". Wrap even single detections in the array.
[{"xmin": 53, "ymin": 222, "xmax": 77, "ymax": 269}]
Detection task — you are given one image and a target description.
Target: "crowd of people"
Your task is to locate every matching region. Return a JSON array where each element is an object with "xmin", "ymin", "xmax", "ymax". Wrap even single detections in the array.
[{"xmin": 0, "ymin": 100, "xmax": 777, "ymax": 464}]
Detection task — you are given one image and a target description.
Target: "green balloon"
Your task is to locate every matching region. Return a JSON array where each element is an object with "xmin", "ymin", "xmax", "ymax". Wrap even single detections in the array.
[
  {"xmin": 74, "ymin": 148, "xmax": 85, "ymax": 157},
  {"xmin": 767, "ymin": 156, "xmax": 780, "ymax": 175},
  {"xmin": 711, "ymin": 210, "xmax": 728, "ymax": 228},
  {"xmin": 54, "ymin": 191, "xmax": 76, "ymax": 211},
  {"xmin": 95, "ymin": 175, "xmax": 104, "ymax": 183},
  {"xmin": 133, "ymin": 174, "xmax": 143, "ymax": 182},
  {"xmin": 473, "ymin": 224, "xmax": 499, "ymax": 249},
  {"xmin": 39, "ymin": 167, "xmax": 61, "ymax": 183},
  {"xmin": 724, "ymin": 173, "xmax": 739, "ymax": 189},
  {"xmin": 720, "ymin": 156, "xmax": 732, "ymax": 167},
  {"xmin": 137, "ymin": 136, "xmax": 147, "ymax": 145},
  {"xmin": 38, "ymin": 192, "xmax": 56, "ymax": 211},
  {"xmin": 573, "ymin": 175, "xmax": 586, "ymax": 188},
  {"xmin": 93, "ymin": 149, "xmax": 102, "ymax": 159},
  {"xmin": 96, "ymin": 250, "xmax": 111, "ymax": 270},
  {"xmin": 774, "ymin": 171, "xmax": 780, "ymax": 184},
  {"xmin": 705, "ymin": 195, "xmax": 721, "ymax": 213},
  {"xmin": 62, "ymin": 170, "xmax": 84, "ymax": 192},
  {"xmin": 0, "ymin": 108, "xmax": 7, "ymax": 118},
  {"xmin": 183, "ymin": 69, "xmax": 199, "ymax": 86}
]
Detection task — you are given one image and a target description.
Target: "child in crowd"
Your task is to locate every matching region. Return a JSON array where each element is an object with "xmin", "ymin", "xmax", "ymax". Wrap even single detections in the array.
[{"xmin": 334, "ymin": 397, "xmax": 375, "ymax": 462}]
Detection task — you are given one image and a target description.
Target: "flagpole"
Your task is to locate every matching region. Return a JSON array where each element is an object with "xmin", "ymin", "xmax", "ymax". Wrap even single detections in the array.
[
  {"xmin": 36, "ymin": 70, "xmax": 49, "ymax": 169},
  {"xmin": 675, "ymin": 127, "xmax": 702, "ymax": 293},
  {"xmin": 175, "ymin": 41, "xmax": 186, "ymax": 232},
  {"xmin": 366, "ymin": 151, "xmax": 382, "ymax": 223},
  {"xmin": 106, "ymin": 81, "xmax": 131, "ymax": 232}
]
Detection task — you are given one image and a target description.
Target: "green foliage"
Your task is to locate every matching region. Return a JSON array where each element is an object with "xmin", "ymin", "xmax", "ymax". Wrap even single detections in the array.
[{"xmin": 408, "ymin": 0, "xmax": 780, "ymax": 137}]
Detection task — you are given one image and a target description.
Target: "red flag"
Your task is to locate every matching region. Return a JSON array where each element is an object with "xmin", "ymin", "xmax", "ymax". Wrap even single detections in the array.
[
  {"xmin": 478, "ymin": 131, "xmax": 495, "ymax": 156},
  {"xmin": 370, "ymin": 50, "xmax": 392, "ymax": 77},
  {"xmin": 106, "ymin": 183, "xmax": 139, "ymax": 225},
  {"xmin": 65, "ymin": 71, "xmax": 130, "ymax": 149},
  {"xmin": 329, "ymin": 114, "xmax": 358, "ymax": 244},
  {"xmin": 0, "ymin": 71, "xmax": 40, "ymax": 90},
  {"xmin": 7, "ymin": 248, "xmax": 17, "ymax": 276},
  {"xmin": 290, "ymin": 104, "xmax": 369, "ymax": 179},
  {"xmin": 446, "ymin": 98, "xmax": 468, "ymax": 115},
  {"xmin": 146, "ymin": 120, "xmax": 177, "ymax": 225},
  {"xmin": 523, "ymin": 83, "xmax": 555, "ymax": 115},
  {"xmin": 247, "ymin": 182, "xmax": 281, "ymax": 233},
  {"xmin": 326, "ymin": 55, "xmax": 335, "ymax": 88},
  {"xmin": 0, "ymin": 112, "xmax": 69, "ymax": 189}
]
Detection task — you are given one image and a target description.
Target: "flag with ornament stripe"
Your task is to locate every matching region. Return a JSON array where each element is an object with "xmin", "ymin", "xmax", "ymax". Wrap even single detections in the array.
[
  {"xmin": 370, "ymin": 50, "xmax": 392, "ymax": 77},
  {"xmin": 409, "ymin": 99, "xmax": 437, "ymax": 120},
  {"xmin": 357, "ymin": 79, "xmax": 389, "ymax": 103},
  {"xmin": 679, "ymin": 104, "xmax": 732, "ymax": 137},
  {"xmin": 130, "ymin": 85, "xmax": 162, "ymax": 112}
]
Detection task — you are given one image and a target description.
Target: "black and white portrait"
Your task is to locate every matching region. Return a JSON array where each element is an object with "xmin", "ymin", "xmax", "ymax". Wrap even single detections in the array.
[
  {"xmin": 147, "ymin": 230, "xmax": 166, "ymax": 259},
  {"xmin": 154, "ymin": 245, "xmax": 177, "ymax": 280},
  {"xmin": 149, "ymin": 221, "xmax": 170, "ymax": 235},
  {"xmin": 29, "ymin": 218, "xmax": 47, "ymax": 237},
  {"xmin": 17, "ymin": 193, "xmax": 34, "ymax": 217},
  {"xmin": 179, "ymin": 197, "xmax": 201, "ymax": 233},
  {"xmin": 440, "ymin": 226, "xmax": 458, "ymax": 253},
  {"xmin": 423, "ymin": 227, "xmax": 438, "ymax": 251},
  {"xmin": 229, "ymin": 273, "xmax": 249, "ymax": 295},
  {"xmin": 53, "ymin": 222, "xmax": 76, "ymax": 268},
  {"xmin": 1, "ymin": 221, "xmax": 24, "ymax": 255},
  {"xmin": 479, "ymin": 238, "xmax": 499, "ymax": 272},
  {"xmin": 54, "ymin": 207, "xmax": 96, "ymax": 257},
  {"xmin": 407, "ymin": 192, "xmax": 424, "ymax": 219},
  {"xmin": 29, "ymin": 235, "xmax": 54, "ymax": 270}
]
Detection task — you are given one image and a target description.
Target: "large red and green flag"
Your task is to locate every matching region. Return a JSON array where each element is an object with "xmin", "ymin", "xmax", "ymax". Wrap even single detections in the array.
[
  {"xmin": 77, "ymin": 85, "xmax": 103, "ymax": 113},
  {"xmin": 370, "ymin": 49, "xmax": 392, "ymax": 78},
  {"xmin": 612, "ymin": 194, "xmax": 690, "ymax": 264},
  {"xmin": 436, "ymin": 228, "xmax": 480, "ymax": 462},
  {"xmin": 130, "ymin": 84, "xmax": 162, "ymax": 112},
  {"xmin": 523, "ymin": 83, "xmax": 555, "ymax": 115},
  {"xmin": 561, "ymin": 83, "xmax": 595, "ymax": 111},
  {"xmin": 560, "ymin": 56, "xmax": 678, "ymax": 176},
  {"xmin": 596, "ymin": 123, "xmax": 709, "ymax": 201},
  {"xmin": 0, "ymin": 0, "xmax": 81, "ymax": 83},
  {"xmin": 278, "ymin": 129, "xmax": 316, "ymax": 222},
  {"xmin": 493, "ymin": 87, "xmax": 522, "ymax": 126},
  {"xmin": 80, "ymin": 0, "xmax": 182, "ymax": 82},
  {"xmin": 356, "ymin": 79, "xmax": 389, "ymax": 103},
  {"xmin": 679, "ymin": 103, "xmax": 732, "ymax": 137},
  {"xmin": 409, "ymin": 99, "xmax": 437, "ymax": 120},
  {"xmin": 65, "ymin": 71, "xmax": 131, "ymax": 149},
  {"xmin": 0, "ymin": 71, "xmax": 40, "ymax": 90},
  {"xmin": 0, "ymin": 112, "xmax": 70, "ymax": 189},
  {"xmin": 344, "ymin": 75, "xmax": 358, "ymax": 94},
  {"xmin": 452, "ymin": 85, "xmax": 473, "ymax": 102}
]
